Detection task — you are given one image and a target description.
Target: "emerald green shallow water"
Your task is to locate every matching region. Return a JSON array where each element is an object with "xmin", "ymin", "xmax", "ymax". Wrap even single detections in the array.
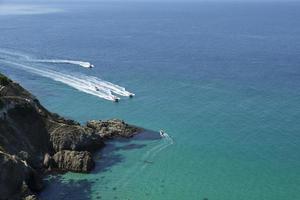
[{"xmin": 0, "ymin": 1, "xmax": 300, "ymax": 199}]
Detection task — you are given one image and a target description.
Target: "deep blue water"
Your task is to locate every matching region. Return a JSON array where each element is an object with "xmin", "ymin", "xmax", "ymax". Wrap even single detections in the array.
[{"xmin": 0, "ymin": 1, "xmax": 300, "ymax": 199}]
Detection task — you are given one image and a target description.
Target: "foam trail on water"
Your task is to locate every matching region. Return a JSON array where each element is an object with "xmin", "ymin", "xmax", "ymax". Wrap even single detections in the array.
[
  {"xmin": 33, "ymin": 59, "xmax": 94, "ymax": 68},
  {"xmin": 0, "ymin": 49, "xmax": 31, "ymax": 61},
  {"xmin": 138, "ymin": 133, "xmax": 174, "ymax": 172},
  {"xmin": 143, "ymin": 134, "xmax": 174, "ymax": 166},
  {"xmin": 86, "ymin": 76, "xmax": 135, "ymax": 97},
  {"xmin": 0, "ymin": 60, "xmax": 119, "ymax": 101},
  {"xmin": 114, "ymin": 140, "xmax": 164, "ymax": 187},
  {"xmin": 0, "ymin": 49, "xmax": 135, "ymax": 101},
  {"xmin": 119, "ymin": 133, "xmax": 174, "ymax": 187},
  {"xmin": 0, "ymin": 49, "xmax": 94, "ymax": 69}
]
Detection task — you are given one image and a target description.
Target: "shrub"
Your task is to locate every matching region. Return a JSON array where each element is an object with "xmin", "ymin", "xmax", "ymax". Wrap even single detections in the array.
[{"xmin": 0, "ymin": 73, "xmax": 11, "ymax": 86}]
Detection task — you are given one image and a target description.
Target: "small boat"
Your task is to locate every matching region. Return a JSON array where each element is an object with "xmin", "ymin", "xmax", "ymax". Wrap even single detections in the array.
[
  {"xmin": 113, "ymin": 97, "xmax": 120, "ymax": 102},
  {"xmin": 129, "ymin": 93, "xmax": 134, "ymax": 98},
  {"xmin": 159, "ymin": 130, "xmax": 165, "ymax": 137},
  {"xmin": 89, "ymin": 64, "xmax": 94, "ymax": 68}
]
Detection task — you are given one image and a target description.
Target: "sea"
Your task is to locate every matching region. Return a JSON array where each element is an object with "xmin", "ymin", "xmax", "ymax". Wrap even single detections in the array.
[{"xmin": 0, "ymin": 1, "xmax": 300, "ymax": 199}]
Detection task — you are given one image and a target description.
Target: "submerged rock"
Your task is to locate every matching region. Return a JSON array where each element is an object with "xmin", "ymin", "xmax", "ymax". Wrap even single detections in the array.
[
  {"xmin": 86, "ymin": 119, "xmax": 141, "ymax": 139},
  {"xmin": 52, "ymin": 150, "xmax": 94, "ymax": 172}
]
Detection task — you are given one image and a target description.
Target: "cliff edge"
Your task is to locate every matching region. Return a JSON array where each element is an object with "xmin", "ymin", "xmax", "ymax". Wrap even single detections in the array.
[{"xmin": 0, "ymin": 73, "xmax": 141, "ymax": 199}]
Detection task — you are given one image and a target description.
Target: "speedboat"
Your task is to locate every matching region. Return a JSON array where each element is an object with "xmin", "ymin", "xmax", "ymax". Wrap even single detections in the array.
[
  {"xmin": 113, "ymin": 97, "xmax": 120, "ymax": 102},
  {"xmin": 159, "ymin": 130, "xmax": 165, "ymax": 137},
  {"xmin": 89, "ymin": 64, "xmax": 94, "ymax": 68},
  {"xmin": 129, "ymin": 93, "xmax": 135, "ymax": 98}
]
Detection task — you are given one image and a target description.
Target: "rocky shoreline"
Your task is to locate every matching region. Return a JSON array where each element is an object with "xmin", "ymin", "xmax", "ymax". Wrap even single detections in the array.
[{"xmin": 0, "ymin": 73, "xmax": 142, "ymax": 200}]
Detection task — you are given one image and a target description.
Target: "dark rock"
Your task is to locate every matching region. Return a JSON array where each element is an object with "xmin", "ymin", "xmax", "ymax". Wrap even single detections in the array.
[
  {"xmin": 25, "ymin": 167, "xmax": 43, "ymax": 192},
  {"xmin": 18, "ymin": 151, "xmax": 30, "ymax": 162},
  {"xmin": 0, "ymin": 73, "xmax": 142, "ymax": 197},
  {"xmin": 0, "ymin": 98, "xmax": 52, "ymax": 163},
  {"xmin": 52, "ymin": 150, "xmax": 95, "ymax": 172},
  {"xmin": 0, "ymin": 152, "xmax": 26, "ymax": 199},
  {"xmin": 51, "ymin": 113, "xmax": 80, "ymax": 125},
  {"xmin": 0, "ymin": 152, "xmax": 42, "ymax": 199},
  {"xmin": 49, "ymin": 124, "xmax": 104, "ymax": 152},
  {"xmin": 86, "ymin": 119, "xmax": 141, "ymax": 139},
  {"xmin": 0, "ymin": 73, "xmax": 12, "ymax": 86},
  {"xmin": 21, "ymin": 183, "xmax": 34, "ymax": 199}
]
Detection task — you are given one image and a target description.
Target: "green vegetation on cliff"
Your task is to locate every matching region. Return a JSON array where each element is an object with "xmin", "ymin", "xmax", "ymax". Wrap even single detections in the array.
[{"xmin": 0, "ymin": 73, "xmax": 11, "ymax": 86}]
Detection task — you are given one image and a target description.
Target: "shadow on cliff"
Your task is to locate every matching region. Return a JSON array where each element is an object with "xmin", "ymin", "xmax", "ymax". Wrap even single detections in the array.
[
  {"xmin": 92, "ymin": 130, "xmax": 161, "ymax": 174},
  {"xmin": 39, "ymin": 176, "xmax": 93, "ymax": 200}
]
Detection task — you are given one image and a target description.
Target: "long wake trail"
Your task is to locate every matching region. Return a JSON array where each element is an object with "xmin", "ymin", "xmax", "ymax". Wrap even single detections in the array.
[
  {"xmin": 32, "ymin": 59, "xmax": 93, "ymax": 68},
  {"xmin": 0, "ymin": 49, "xmax": 94, "ymax": 69},
  {"xmin": 0, "ymin": 49, "xmax": 135, "ymax": 101},
  {"xmin": 115, "ymin": 133, "xmax": 174, "ymax": 188},
  {"xmin": 0, "ymin": 60, "xmax": 129, "ymax": 101},
  {"xmin": 85, "ymin": 76, "xmax": 134, "ymax": 97}
]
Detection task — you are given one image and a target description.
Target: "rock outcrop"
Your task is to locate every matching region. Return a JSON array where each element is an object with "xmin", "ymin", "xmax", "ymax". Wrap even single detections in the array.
[
  {"xmin": 49, "ymin": 123, "xmax": 104, "ymax": 152},
  {"xmin": 0, "ymin": 73, "xmax": 142, "ymax": 199},
  {"xmin": 87, "ymin": 119, "xmax": 140, "ymax": 139},
  {"xmin": 0, "ymin": 151, "xmax": 26, "ymax": 199},
  {"xmin": 0, "ymin": 151, "xmax": 42, "ymax": 199},
  {"xmin": 52, "ymin": 150, "xmax": 94, "ymax": 172}
]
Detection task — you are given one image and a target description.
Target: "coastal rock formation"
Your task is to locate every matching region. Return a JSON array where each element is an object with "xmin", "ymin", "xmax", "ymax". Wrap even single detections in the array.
[
  {"xmin": 87, "ymin": 119, "xmax": 140, "ymax": 139},
  {"xmin": 0, "ymin": 152, "xmax": 26, "ymax": 199},
  {"xmin": 0, "ymin": 73, "xmax": 142, "ymax": 199},
  {"xmin": 0, "ymin": 92, "xmax": 51, "ymax": 167},
  {"xmin": 52, "ymin": 150, "xmax": 94, "ymax": 172},
  {"xmin": 0, "ymin": 151, "xmax": 42, "ymax": 199},
  {"xmin": 49, "ymin": 123, "xmax": 104, "ymax": 152}
]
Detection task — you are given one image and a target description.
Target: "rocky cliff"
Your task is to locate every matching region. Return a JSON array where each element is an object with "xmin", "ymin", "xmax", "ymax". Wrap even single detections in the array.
[{"xmin": 0, "ymin": 73, "xmax": 141, "ymax": 200}]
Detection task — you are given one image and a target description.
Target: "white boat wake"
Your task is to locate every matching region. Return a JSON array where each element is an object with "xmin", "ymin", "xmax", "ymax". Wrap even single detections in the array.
[
  {"xmin": 0, "ymin": 49, "xmax": 134, "ymax": 101},
  {"xmin": 32, "ymin": 59, "xmax": 94, "ymax": 68},
  {"xmin": 1, "ymin": 60, "xmax": 119, "ymax": 101},
  {"xmin": 88, "ymin": 76, "xmax": 134, "ymax": 97},
  {"xmin": 0, "ymin": 49, "xmax": 94, "ymax": 69},
  {"xmin": 141, "ymin": 132, "xmax": 174, "ymax": 169},
  {"xmin": 115, "ymin": 132, "xmax": 174, "ymax": 187}
]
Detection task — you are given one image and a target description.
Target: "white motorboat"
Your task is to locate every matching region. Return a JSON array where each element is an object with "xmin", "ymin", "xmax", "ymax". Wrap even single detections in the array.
[
  {"xmin": 159, "ymin": 130, "xmax": 165, "ymax": 137},
  {"xmin": 113, "ymin": 97, "xmax": 120, "ymax": 102}
]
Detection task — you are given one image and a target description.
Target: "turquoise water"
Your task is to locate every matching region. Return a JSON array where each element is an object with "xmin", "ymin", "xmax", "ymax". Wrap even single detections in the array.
[{"xmin": 1, "ymin": 1, "xmax": 300, "ymax": 199}]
